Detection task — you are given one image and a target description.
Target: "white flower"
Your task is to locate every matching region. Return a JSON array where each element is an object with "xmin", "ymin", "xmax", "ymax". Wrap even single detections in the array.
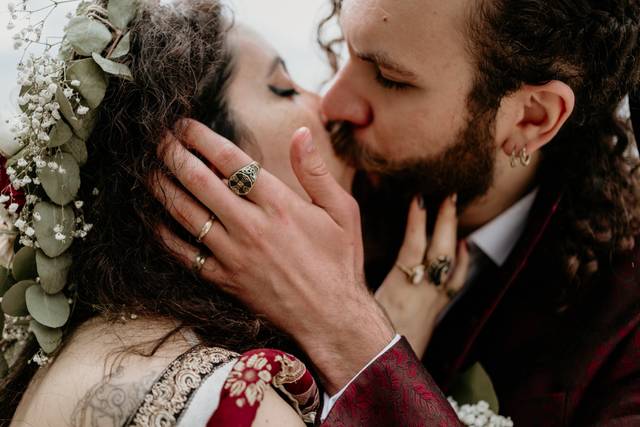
[
  {"xmin": 74, "ymin": 201, "xmax": 84, "ymax": 209},
  {"xmin": 37, "ymin": 131, "xmax": 50, "ymax": 142},
  {"xmin": 53, "ymin": 224, "xmax": 63, "ymax": 233},
  {"xmin": 14, "ymin": 219, "xmax": 25, "ymax": 229},
  {"xmin": 17, "ymin": 158, "xmax": 27, "ymax": 167},
  {"xmin": 6, "ymin": 167, "xmax": 16, "ymax": 176},
  {"xmin": 47, "ymin": 161, "xmax": 58, "ymax": 170},
  {"xmin": 70, "ymin": 80, "xmax": 80, "ymax": 87},
  {"xmin": 0, "ymin": 195, "xmax": 9, "ymax": 203},
  {"xmin": 8, "ymin": 203, "xmax": 19, "ymax": 213},
  {"xmin": 54, "ymin": 232, "xmax": 66, "ymax": 241},
  {"xmin": 32, "ymin": 178, "xmax": 40, "ymax": 185},
  {"xmin": 92, "ymin": 188, "xmax": 99, "ymax": 196},
  {"xmin": 33, "ymin": 212, "xmax": 41, "ymax": 221},
  {"xmin": 47, "ymin": 83, "xmax": 57, "ymax": 94},
  {"xmin": 25, "ymin": 227, "xmax": 35, "ymax": 237},
  {"xmin": 83, "ymin": 223, "xmax": 93, "ymax": 232},
  {"xmin": 63, "ymin": 88, "xmax": 73, "ymax": 99},
  {"xmin": 76, "ymin": 105, "xmax": 89, "ymax": 115},
  {"xmin": 58, "ymin": 166, "xmax": 66, "ymax": 174},
  {"xmin": 35, "ymin": 159, "xmax": 46, "ymax": 168}
]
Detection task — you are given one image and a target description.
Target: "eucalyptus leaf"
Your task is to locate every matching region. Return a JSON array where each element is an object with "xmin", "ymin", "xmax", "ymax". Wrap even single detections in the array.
[
  {"xmin": 30, "ymin": 320, "xmax": 63, "ymax": 354},
  {"xmin": 48, "ymin": 121, "xmax": 73, "ymax": 148},
  {"xmin": 109, "ymin": 32, "xmax": 130, "ymax": 59},
  {"xmin": 0, "ymin": 354, "xmax": 7, "ymax": 379},
  {"xmin": 449, "ymin": 363, "xmax": 500, "ymax": 413},
  {"xmin": 55, "ymin": 87, "xmax": 80, "ymax": 130},
  {"xmin": 11, "ymin": 246, "xmax": 37, "ymax": 282},
  {"xmin": 32, "ymin": 202, "xmax": 75, "ymax": 258},
  {"xmin": 67, "ymin": 59, "xmax": 108, "ymax": 109},
  {"xmin": 25, "ymin": 284, "xmax": 70, "ymax": 328},
  {"xmin": 37, "ymin": 152, "xmax": 81, "ymax": 206},
  {"xmin": 65, "ymin": 16, "xmax": 112, "ymax": 57},
  {"xmin": 1, "ymin": 280, "xmax": 35, "ymax": 317},
  {"xmin": 108, "ymin": 0, "xmax": 137, "ymax": 30},
  {"xmin": 36, "ymin": 250, "xmax": 72, "ymax": 295},
  {"xmin": 1, "ymin": 275, "xmax": 16, "ymax": 298},
  {"xmin": 92, "ymin": 53, "xmax": 133, "ymax": 80},
  {"xmin": 62, "ymin": 136, "xmax": 88, "ymax": 166},
  {"xmin": 0, "ymin": 266, "xmax": 10, "ymax": 296},
  {"xmin": 74, "ymin": 108, "xmax": 99, "ymax": 141}
]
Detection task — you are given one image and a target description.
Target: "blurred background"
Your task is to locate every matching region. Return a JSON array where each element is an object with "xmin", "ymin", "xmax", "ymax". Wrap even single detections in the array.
[{"xmin": 0, "ymin": 0, "xmax": 339, "ymax": 145}]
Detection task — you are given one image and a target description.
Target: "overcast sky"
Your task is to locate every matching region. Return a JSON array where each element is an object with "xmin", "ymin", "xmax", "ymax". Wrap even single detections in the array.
[{"xmin": 0, "ymin": 0, "xmax": 337, "ymax": 143}]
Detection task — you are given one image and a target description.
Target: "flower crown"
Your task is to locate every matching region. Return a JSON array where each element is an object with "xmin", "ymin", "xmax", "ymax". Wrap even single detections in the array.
[{"xmin": 0, "ymin": 0, "xmax": 138, "ymax": 368}]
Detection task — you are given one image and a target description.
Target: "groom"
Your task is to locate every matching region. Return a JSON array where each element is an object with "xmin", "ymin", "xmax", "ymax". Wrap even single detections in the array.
[{"xmin": 168, "ymin": 0, "xmax": 640, "ymax": 425}]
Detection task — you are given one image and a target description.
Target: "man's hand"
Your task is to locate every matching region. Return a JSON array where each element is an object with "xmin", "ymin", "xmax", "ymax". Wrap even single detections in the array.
[{"xmin": 153, "ymin": 120, "xmax": 395, "ymax": 393}]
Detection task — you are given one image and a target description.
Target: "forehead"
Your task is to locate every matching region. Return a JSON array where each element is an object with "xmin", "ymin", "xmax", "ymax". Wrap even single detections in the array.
[
  {"xmin": 228, "ymin": 24, "xmax": 277, "ymax": 66},
  {"xmin": 340, "ymin": 0, "xmax": 472, "ymax": 71}
]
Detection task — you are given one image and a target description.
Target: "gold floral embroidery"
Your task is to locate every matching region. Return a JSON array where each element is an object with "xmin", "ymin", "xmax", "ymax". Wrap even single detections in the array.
[
  {"xmin": 224, "ymin": 351, "xmax": 273, "ymax": 408},
  {"xmin": 129, "ymin": 346, "xmax": 237, "ymax": 427}
]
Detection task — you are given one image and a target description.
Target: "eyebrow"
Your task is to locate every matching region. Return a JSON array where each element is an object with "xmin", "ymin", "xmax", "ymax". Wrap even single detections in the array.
[
  {"xmin": 268, "ymin": 57, "xmax": 288, "ymax": 77},
  {"xmin": 355, "ymin": 51, "xmax": 418, "ymax": 81}
]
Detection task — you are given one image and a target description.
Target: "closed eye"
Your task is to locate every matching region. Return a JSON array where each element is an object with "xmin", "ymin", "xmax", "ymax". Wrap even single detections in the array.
[
  {"xmin": 268, "ymin": 85, "xmax": 300, "ymax": 98},
  {"xmin": 374, "ymin": 69, "xmax": 411, "ymax": 91}
]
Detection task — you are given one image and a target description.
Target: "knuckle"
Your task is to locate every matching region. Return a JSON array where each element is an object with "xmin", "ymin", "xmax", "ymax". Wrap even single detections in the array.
[
  {"xmin": 186, "ymin": 168, "xmax": 209, "ymax": 189},
  {"xmin": 217, "ymin": 142, "xmax": 238, "ymax": 169}
]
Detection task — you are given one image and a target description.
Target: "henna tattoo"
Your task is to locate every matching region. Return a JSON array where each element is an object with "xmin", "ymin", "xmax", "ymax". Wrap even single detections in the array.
[{"xmin": 70, "ymin": 366, "xmax": 158, "ymax": 427}]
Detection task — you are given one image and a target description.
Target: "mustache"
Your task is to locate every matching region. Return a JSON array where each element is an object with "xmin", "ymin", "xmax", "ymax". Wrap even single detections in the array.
[{"xmin": 328, "ymin": 121, "xmax": 398, "ymax": 174}]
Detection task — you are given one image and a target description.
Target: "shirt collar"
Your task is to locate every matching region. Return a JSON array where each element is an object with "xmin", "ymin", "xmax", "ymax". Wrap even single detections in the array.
[{"xmin": 467, "ymin": 188, "xmax": 539, "ymax": 267}]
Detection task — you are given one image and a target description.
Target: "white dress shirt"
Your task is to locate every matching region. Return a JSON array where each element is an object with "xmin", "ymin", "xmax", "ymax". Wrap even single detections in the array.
[{"xmin": 321, "ymin": 189, "xmax": 539, "ymax": 421}]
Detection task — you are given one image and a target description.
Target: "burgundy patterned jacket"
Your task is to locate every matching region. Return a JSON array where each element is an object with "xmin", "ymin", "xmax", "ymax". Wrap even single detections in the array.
[{"xmin": 323, "ymin": 188, "xmax": 640, "ymax": 426}]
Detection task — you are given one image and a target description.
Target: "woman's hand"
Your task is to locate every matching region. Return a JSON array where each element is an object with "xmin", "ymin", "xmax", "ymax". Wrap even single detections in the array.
[
  {"xmin": 153, "ymin": 120, "xmax": 394, "ymax": 393},
  {"xmin": 376, "ymin": 195, "xmax": 470, "ymax": 359}
]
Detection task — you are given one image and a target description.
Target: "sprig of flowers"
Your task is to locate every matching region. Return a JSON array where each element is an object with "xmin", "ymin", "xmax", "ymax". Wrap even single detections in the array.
[
  {"xmin": 0, "ymin": 0, "xmax": 137, "ymax": 368},
  {"xmin": 448, "ymin": 398, "xmax": 514, "ymax": 427}
]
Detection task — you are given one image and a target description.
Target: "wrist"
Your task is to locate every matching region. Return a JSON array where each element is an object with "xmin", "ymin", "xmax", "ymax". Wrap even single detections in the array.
[{"xmin": 299, "ymin": 298, "xmax": 395, "ymax": 394}]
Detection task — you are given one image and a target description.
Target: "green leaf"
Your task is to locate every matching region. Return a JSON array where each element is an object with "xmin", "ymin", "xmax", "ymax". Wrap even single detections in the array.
[
  {"xmin": 108, "ymin": 0, "xmax": 137, "ymax": 30},
  {"xmin": 74, "ymin": 108, "xmax": 99, "ymax": 141},
  {"xmin": 67, "ymin": 58, "xmax": 108, "ymax": 109},
  {"xmin": 48, "ymin": 121, "xmax": 73, "ymax": 148},
  {"xmin": 449, "ymin": 363, "xmax": 500, "ymax": 413},
  {"xmin": 0, "ymin": 266, "xmax": 10, "ymax": 296},
  {"xmin": 109, "ymin": 32, "xmax": 130, "ymax": 59},
  {"xmin": 37, "ymin": 152, "xmax": 81, "ymax": 206},
  {"xmin": 55, "ymin": 87, "xmax": 81, "ymax": 130},
  {"xmin": 0, "ymin": 354, "xmax": 7, "ymax": 379},
  {"xmin": 65, "ymin": 16, "xmax": 112, "ymax": 57},
  {"xmin": 62, "ymin": 136, "xmax": 88, "ymax": 166},
  {"xmin": 25, "ymin": 284, "xmax": 70, "ymax": 328},
  {"xmin": 11, "ymin": 247, "xmax": 37, "ymax": 282},
  {"xmin": 1, "ymin": 274, "xmax": 16, "ymax": 298},
  {"xmin": 92, "ymin": 53, "xmax": 133, "ymax": 80},
  {"xmin": 30, "ymin": 320, "xmax": 63, "ymax": 354},
  {"xmin": 36, "ymin": 250, "xmax": 72, "ymax": 295},
  {"xmin": 1, "ymin": 280, "xmax": 35, "ymax": 317},
  {"xmin": 32, "ymin": 202, "xmax": 75, "ymax": 258}
]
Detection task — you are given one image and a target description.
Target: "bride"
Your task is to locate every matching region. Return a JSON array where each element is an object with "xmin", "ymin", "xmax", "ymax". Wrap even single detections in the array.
[{"xmin": 1, "ymin": 0, "xmax": 467, "ymax": 425}]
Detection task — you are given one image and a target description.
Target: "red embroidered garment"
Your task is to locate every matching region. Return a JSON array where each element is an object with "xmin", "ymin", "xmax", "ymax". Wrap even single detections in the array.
[{"xmin": 208, "ymin": 349, "xmax": 320, "ymax": 426}]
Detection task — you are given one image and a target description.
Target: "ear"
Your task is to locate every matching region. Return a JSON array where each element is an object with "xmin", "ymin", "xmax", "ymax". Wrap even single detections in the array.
[{"xmin": 498, "ymin": 81, "xmax": 575, "ymax": 156}]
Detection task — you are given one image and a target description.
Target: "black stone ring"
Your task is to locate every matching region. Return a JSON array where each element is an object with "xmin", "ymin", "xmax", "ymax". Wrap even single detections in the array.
[
  {"xmin": 228, "ymin": 161, "xmax": 261, "ymax": 196},
  {"xmin": 426, "ymin": 255, "xmax": 452, "ymax": 287}
]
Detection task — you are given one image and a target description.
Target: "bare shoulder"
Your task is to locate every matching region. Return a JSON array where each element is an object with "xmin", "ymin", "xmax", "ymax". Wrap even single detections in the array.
[
  {"xmin": 12, "ymin": 317, "xmax": 195, "ymax": 427},
  {"xmin": 251, "ymin": 387, "xmax": 306, "ymax": 427}
]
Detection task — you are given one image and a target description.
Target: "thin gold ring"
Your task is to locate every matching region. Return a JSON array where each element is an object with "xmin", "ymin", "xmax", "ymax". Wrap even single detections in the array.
[
  {"xmin": 197, "ymin": 214, "xmax": 216, "ymax": 242},
  {"xmin": 193, "ymin": 252, "xmax": 207, "ymax": 273}
]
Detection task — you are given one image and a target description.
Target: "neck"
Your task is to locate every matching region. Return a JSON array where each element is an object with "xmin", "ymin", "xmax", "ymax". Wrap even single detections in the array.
[{"xmin": 458, "ymin": 150, "xmax": 541, "ymax": 234}]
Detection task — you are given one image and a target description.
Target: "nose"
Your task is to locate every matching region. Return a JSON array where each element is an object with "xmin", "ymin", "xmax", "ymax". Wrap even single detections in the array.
[{"xmin": 321, "ymin": 62, "xmax": 373, "ymax": 128}]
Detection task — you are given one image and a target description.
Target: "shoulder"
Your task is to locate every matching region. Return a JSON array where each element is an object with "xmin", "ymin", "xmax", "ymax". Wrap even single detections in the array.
[
  {"xmin": 13, "ymin": 317, "xmax": 202, "ymax": 427},
  {"xmin": 251, "ymin": 388, "xmax": 307, "ymax": 427}
]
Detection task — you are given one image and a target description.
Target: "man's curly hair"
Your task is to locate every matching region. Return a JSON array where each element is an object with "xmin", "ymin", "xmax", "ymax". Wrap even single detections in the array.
[{"xmin": 319, "ymin": 0, "xmax": 640, "ymax": 302}]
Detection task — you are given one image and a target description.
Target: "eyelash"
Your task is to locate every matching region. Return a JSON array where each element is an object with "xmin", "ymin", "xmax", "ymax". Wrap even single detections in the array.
[
  {"xmin": 269, "ymin": 85, "xmax": 300, "ymax": 98},
  {"xmin": 375, "ymin": 70, "xmax": 411, "ymax": 91}
]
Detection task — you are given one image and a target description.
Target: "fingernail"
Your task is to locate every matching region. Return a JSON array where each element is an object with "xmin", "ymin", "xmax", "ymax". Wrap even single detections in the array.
[
  {"xmin": 451, "ymin": 193, "xmax": 458, "ymax": 204},
  {"xmin": 417, "ymin": 195, "xmax": 425, "ymax": 209},
  {"xmin": 296, "ymin": 127, "xmax": 315, "ymax": 153}
]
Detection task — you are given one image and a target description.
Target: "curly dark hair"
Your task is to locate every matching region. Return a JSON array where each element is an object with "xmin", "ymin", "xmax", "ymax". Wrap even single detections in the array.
[
  {"xmin": 319, "ymin": 0, "xmax": 640, "ymax": 302},
  {"xmin": 0, "ymin": 0, "xmax": 291, "ymax": 422}
]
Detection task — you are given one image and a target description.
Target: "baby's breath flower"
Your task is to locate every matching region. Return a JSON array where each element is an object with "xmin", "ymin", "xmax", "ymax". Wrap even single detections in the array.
[
  {"xmin": 25, "ymin": 227, "xmax": 35, "ymax": 237},
  {"xmin": 76, "ymin": 105, "xmax": 89, "ymax": 115},
  {"xmin": 33, "ymin": 212, "xmax": 41, "ymax": 221},
  {"xmin": 0, "ymin": 195, "xmax": 10, "ymax": 203},
  {"xmin": 70, "ymin": 80, "xmax": 80, "ymax": 87},
  {"xmin": 74, "ymin": 201, "xmax": 84, "ymax": 209},
  {"xmin": 54, "ymin": 232, "xmax": 66, "ymax": 242},
  {"xmin": 53, "ymin": 224, "xmax": 63, "ymax": 233},
  {"xmin": 8, "ymin": 203, "xmax": 19, "ymax": 213}
]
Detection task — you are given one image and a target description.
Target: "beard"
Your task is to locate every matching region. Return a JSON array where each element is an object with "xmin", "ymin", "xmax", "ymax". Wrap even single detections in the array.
[{"xmin": 330, "ymin": 107, "xmax": 497, "ymax": 211}]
